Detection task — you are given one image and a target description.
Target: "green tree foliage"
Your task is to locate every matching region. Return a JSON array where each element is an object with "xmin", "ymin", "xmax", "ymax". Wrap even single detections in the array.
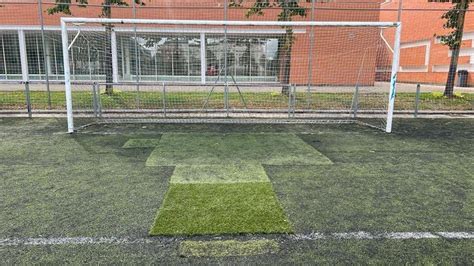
[
  {"xmin": 432, "ymin": 0, "xmax": 472, "ymax": 96},
  {"xmin": 47, "ymin": 0, "xmax": 140, "ymax": 17}
]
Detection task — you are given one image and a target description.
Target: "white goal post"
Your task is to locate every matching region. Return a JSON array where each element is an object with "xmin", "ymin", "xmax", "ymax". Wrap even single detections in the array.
[{"xmin": 60, "ymin": 18, "xmax": 401, "ymax": 133}]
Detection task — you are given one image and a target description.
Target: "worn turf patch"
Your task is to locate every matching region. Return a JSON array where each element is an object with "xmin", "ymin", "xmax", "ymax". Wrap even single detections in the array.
[
  {"xmin": 149, "ymin": 183, "xmax": 293, "ymax": 235},
  {"xmin": 146, "ymin": 133, "xmax": 332, "ymax": 166},
  {"xmin": 146, "ymin": 133, "xmax": 257, "ymax": 165},
  {"xmin": 267, "ymin": 162, "xmax": 474, "ymax": 232},
  {"xmin": 253, "ymin": 134, "xmax": 332, "ymax": 165},
  {"xmin": 122, "ymin": 138, "xmax": 161, "ymax": 148},
  {"xmin": 171, "ymin": 164, "xmax": 269, "ymax": 184},
  {"xmin": 178, "ymin": 239, "xmax": 279, "ymax": 257}
]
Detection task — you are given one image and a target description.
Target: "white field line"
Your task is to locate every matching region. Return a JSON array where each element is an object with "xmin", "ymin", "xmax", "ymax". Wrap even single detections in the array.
[
  {"xmin": 1, "ymin": 232, "xmax": 473, "ymax": 246},
  {"xmin": 0, "ymin": 237, "xmax": 154, "ymax": 246},
  {"xmin": 291, "ymin": 231, "xmax": 474, "ymax": 241}
]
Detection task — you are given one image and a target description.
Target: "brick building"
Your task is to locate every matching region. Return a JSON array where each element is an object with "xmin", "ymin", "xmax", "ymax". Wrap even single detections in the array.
[
  {"xmin": 0, "ymin": 0, "xmax": 472, "ymax": 86},
  {"xmin": 380, "ymin": 0, "xmax": 474, "ymax": 86}
]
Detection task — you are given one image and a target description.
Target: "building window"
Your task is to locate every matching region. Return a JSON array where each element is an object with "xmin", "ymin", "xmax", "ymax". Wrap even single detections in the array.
[
  {"xmin": 0, "ymin": 32, "xmax": 22, "ymax": 80},
  {"xmin": 117, "ymin": 33, "xmax": 202, "ymax": 82},
  {"xmin": 4, "ymin": 29, "xmax": 282, "ymax": 83},
  {"xmin": 25, "ymin": 32, "xmax": 46, "ymax": 80},
  {"xmin": 205, "ymin": 36, "xmax": 279, "ymax": 82},
  {"xmin": 25, "ymin": 32, "xmax": 64, "ymax": 80}
]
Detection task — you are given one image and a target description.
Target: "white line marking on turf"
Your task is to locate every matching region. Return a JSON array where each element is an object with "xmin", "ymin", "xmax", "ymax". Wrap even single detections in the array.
[
  {"xmin": 382, "ymin": 232, "xmax": 439, "ymax": 239},
  {"xmin": 1, "ymin": 232, "xmax": 472, "ymax": 246},
  {"xmin": 437, "ymin": 232, "xmax": 474, "ymax": 239},
  {"xmin": 0, "ymin": 237, "xmax": 153, "ymax": 246},
  {"xmin": 290, "ymin": 231, "xmax": 474, "ymax": 241}
]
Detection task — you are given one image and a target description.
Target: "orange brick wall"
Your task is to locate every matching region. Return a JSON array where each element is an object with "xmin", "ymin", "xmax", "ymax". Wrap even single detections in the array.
[
  {"xmin": 380, "ymin": 0, "xmax": 474, "ymax": 86},
  {"xmin": 400, "ymin": 46, "xmax": 427, "ymax": 67},
  {"xmin": 290, "ymin": 2, "xmax": 381, "ymax": 86},
  {"xmin": 1, "ymin": 0, "xmax": 471, "ymax": 86},
  {"xmin": 0, "ymin": 0, "xmax": 382, "ymax": 86}
]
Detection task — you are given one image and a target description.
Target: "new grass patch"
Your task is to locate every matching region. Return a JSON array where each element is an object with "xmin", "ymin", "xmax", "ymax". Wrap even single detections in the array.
[
  {"xmin": 171, "ymin": 164, "xmax": 269, "ymax": 184},
  {"xmin": 178, "ymin": 239, "xmax": 279, "ymax": 257},
  {"xmin": 149, "ymin": 183, "xmax": 293, "ymax": 235},
  {"xmin": 146, "ymin": 133, "xmax": 332, "ymax": 166}
]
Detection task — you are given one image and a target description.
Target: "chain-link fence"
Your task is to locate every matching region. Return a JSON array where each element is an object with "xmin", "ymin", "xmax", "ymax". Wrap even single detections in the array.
[{"xmin": 0, "ymin": 0, "xmax": 473, "ymax": 121}]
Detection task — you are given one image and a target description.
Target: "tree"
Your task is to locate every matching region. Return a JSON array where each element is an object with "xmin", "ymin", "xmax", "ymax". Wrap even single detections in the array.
[
  {"xmin": 432, "ymin": 0, "xmax": 472, "ymax": 97},
  {"xmin": 230, "ymin": 0, "xmax": 309, "ymax": 94},
  {"xmin": 48, "ymin": 0, "xmax": 144, "ymax": 95}
]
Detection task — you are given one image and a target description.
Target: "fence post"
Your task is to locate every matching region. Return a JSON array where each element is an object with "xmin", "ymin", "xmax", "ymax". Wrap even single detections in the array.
[
  {"xmin": 96, "ymin": 84, "xmax": 102, "ymax": 118},
  {"xmin": 92, "ymin": 82, "xmax": 98, "ymax": 118},
  {"xmin": 200, "ymin": 33, "xmax": 206, "ymax": 85},
  {"xmin": 162, "ymin": 82, "xmax": 167, "ymax": 118},
  {"xmin": 288, "ymin": 84, "xmax": 292, "ymax": 118},
  {"xmin": 397, "ymin": 0, "xmax": 403, "ymax": 22},
  {"xmin": 38, "ymin": 0, "xmax": 52, "ymax": 109},
  {"xmin": 306, "ymin": 0, "xmax": 316, "ymax": 109},
  {"xmin": 292, "ymin": 84, "xmax": 297, "ymax": 118},
  {"xmin": 24, "ymin": 81, "xmax": 32, "ymax": 118},
  {"xmin": 135, "ymin": 82, "xmax": 141, "ymax": 110},
  {"xmin": 352, "ymin": 85, "xmax": 359, "ymax": 119},
  {"xmin": 131, "ymin": 0, "xmax": 141, "ymax": 110},
  {"xmin": 224, "ymin": 0, "xmax": 229, "ymax": 117},
  {"xmin": 414, "ymin": 83, "xmax": 421, "ymax": 118},
  {"xmin": 288, "ymin": 84, "xmax": 296, "ymax": 118}
]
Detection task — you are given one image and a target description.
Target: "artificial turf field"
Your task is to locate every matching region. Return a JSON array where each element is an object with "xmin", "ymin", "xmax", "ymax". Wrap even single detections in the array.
[{"xmin": 0, "ymin": 118, "xmax": 473, "ymax": 263}]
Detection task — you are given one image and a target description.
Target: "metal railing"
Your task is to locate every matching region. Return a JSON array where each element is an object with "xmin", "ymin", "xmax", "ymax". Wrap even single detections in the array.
[{"xmin": 1, "ymin": 80, "xmax": 472, "ymax": 119}]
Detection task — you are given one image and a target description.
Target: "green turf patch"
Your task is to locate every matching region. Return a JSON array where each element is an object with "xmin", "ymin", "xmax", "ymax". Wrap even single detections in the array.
[
  {"xmin": 149, "ymin": 183, "xmax": 293, "ymax": 235},
  {"xmin": 171, "ymin": 164, "xmax": 269, "ymax": 184},
  {"xmin": 253, "ymin": 134, "xmax": 332, "ymax": 165},
  {"xmin": 122, "ymin": 138, "xmax": 161, "ymax": 148},
  {"xmin": 178, "ymin": 239, "xmax": 279, "ymax": 257},
  {"xmin": 146, "ymin": 133, "xmax": 332, "ymax": 166},
  {"xmin": 146, "ymin": 133, "xmax": 257, "ymax": 166}
]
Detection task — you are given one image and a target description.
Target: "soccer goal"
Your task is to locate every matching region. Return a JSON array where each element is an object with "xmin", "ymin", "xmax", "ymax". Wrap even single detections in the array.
[{"xmin": 60, "ymin": 18, "xmax": 401, "ymax": 133}]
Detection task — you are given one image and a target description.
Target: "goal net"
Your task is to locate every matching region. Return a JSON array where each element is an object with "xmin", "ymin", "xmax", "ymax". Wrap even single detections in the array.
[{"xmin": 60, "ymin": 18, "xmax": 401, "ymax": 133}]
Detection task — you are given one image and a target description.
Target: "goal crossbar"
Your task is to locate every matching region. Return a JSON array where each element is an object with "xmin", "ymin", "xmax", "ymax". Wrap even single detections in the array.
[{"xmin": 61, "ymin": 17, "xmax": 399, "ymax": 28}]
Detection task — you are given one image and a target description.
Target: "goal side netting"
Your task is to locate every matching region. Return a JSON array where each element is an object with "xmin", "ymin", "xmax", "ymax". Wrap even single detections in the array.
[{"xmin": 60, "ymin": 18, "xmax": 401, "ymax": 133}]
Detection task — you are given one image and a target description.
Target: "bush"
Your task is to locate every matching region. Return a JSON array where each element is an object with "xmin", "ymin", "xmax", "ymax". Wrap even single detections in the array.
[
  {"xmin": 430, "ymin": 91, "xmax": 465, "ymax": 99},
  {"xmin": 431, "ymin": 92, "xmax": 444, "ymax": 99}
]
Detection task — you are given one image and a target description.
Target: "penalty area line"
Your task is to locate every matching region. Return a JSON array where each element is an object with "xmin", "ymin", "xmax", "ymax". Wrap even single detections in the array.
[{"xmin": 1, "ymin": 232, "xmax": 473, "ymax": 246}]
